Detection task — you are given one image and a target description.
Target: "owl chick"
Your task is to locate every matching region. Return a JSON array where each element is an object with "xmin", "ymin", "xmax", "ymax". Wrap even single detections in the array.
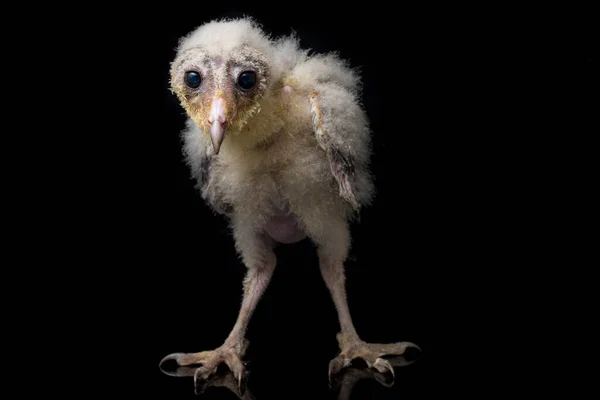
[{"xmin": 160, "ymin": 17, "xmax": 419, "ymax": 391}]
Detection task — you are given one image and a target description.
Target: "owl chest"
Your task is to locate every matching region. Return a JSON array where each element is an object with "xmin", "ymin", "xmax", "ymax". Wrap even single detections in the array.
[
  {"xmin": 208, "ymin": 130, "xmax": 331, "ymax": 214},
  {"xmin": 224, "ymin": 164, "xmax": 308, "ymax": 244},
  {"xmin": 216, "ymin": 158, "xmax": 292, "ymax": 206}
]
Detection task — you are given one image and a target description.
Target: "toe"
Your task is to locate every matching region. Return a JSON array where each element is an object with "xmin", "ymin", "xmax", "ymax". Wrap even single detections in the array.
[
  {"xmin": 237, "ymin": 368, "xmax": 248, "ymax": 396},
  {"xmin": 368, "ymin": 341, "xmax": 421, "ymax": 358},
  {"xmin": 160, "ymin": 351, "xmax": 210, "ymax": 367},
  {"xmin": 328, "ymin": 356, "xmax": 350, "ymax": 380},
  {"xmin": 373, "ymin": 358, "xmax": 395, "ymax": 379},
  {"xmin": 193, "ymin": 366, "xmax": 212, "ymax": 387},
  {"xmin": 193, "ymin": 367, "xmax": 202, "ymax": 389},
  {"xmin": 227, "ymin": 360, "xmax": 247, "ymax": 396}
]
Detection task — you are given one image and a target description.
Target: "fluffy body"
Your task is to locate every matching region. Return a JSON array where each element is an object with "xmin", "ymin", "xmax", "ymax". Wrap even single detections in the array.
[{"xmin": 173, "ymin": 18, "xmax": 374, "ymax": 249}]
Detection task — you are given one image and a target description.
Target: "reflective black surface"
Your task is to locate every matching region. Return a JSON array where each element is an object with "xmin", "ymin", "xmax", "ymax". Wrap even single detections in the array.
[
  {"xmin": 158, "ymin": 352, "xmax": 422, "ymax": 399},
  {"xmin": 59, "ymin": 2, "xmax": 597, "ymax": 397}
]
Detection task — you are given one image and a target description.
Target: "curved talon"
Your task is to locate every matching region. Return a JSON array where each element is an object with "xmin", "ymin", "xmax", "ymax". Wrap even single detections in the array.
[
  {"xmin": 193, "ymin": 367, "xmax": 200, "ymax": 389},
  {"xmin": 237, "ymin": 369, "xmax": 248, "ymax": 397},
  {"xmin": 159, "ymin": 352, "xmax": 185, "ymax": 367},
  {"xmin": 373, "ymin": 358, "xmax": 395, "ymax": 379},
  {"xmin": 229, "ymin": 362, "xmax": 244, "ymax": 395},
  {"xmin": 388, "ymin": 341, "xmax": 421, "ymax": 355},
  {"xmin": 403, "ymin": 341, "xmax": 421, "ymax": 352}
]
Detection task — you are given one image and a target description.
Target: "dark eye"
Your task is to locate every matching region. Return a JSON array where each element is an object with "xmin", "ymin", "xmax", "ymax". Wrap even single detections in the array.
[
  {"xmin": 184, "ymin": 71, "xmax": 201, "ymax": 88},
  {"xmin": 237, "ymin": 71, "xmax": 257, "ymax": 90}
]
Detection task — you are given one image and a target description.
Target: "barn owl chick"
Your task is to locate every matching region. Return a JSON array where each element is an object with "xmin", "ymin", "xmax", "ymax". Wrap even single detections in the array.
[{"xmin": 160, "ymin": 17, "xmax": 419, "ymax": 392}]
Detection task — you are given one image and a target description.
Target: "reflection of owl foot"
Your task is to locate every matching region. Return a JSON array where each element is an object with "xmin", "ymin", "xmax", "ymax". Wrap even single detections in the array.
[
  {"xmin": 161, "ymin": 363, "xmax": 254, "ymax": 398},
  {"xmin": 328, "ymin": 332, "xmax": 421, "ymax": 384},
  {"xmin": 330, "ymin": 353, "xmax": 420, "ymax": 400}
]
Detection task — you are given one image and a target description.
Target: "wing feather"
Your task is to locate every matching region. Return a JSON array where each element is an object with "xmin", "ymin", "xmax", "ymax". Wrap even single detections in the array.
[{"xmin": 309, "ymin": 90, "xmax": 369, "ymax": 211}]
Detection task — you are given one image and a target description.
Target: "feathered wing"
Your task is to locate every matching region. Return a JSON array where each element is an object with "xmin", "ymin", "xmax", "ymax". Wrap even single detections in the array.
[{"xmin": 308, "ymin": 80, "xmax": 374, "ymax": 211}]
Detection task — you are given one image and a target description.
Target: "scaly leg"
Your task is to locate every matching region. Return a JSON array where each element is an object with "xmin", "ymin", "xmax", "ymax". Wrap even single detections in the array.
[
  {"xmin": 313, "ymin": 219, "xmax": 420, "ymax": 380},
  {"xmin": 160, "ymin": 223, "xmax": 275, "ymax": 393}
]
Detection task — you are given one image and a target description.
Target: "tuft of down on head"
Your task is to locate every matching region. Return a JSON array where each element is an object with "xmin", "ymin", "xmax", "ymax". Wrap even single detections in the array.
[
  {"xmin": 174, "ymin": 17, "xmax": 307, "ymax": 92},
  {"xmin": 176, "ymin": 18, "xmax": 274, "ymax": 64}
]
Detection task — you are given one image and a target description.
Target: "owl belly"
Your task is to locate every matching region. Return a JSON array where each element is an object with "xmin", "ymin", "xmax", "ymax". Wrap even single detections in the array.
[{"xmin": 263, "ymin": 214, "xmax": 306, "ymax": 244}]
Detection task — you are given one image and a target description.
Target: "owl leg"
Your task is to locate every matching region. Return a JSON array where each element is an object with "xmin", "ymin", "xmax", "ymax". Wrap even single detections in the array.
[
  {"xmin": 309, "ymin": 218, "xmax": 420, "ymax": 382},
  {"xmin": 160, "ymin": 220, "xmax": 275, "ymax": 395}
]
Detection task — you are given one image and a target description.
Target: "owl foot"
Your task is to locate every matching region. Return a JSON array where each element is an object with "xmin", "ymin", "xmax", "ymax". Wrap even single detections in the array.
[
  {"xmin": 330, "ymin": 356, "xmax": 417, "ymax": 400},
  {"xmin": 327, "ymin": 332, "xmax": 420, "ymax": 384},
  {"xmin": 159, "ymin": 339, "xmax": 249, "ymax": 396}
]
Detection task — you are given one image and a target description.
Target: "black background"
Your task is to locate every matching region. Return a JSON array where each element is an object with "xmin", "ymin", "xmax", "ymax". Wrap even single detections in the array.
[{"xmin": 41, "ymin": 3, "xmax": 595, "ymax": 398}]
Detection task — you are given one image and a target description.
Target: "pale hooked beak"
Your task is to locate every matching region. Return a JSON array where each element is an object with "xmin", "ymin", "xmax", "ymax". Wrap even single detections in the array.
[{"xmin": 208, "ymin": 97, "xmax": 227, "ymax": 154}]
